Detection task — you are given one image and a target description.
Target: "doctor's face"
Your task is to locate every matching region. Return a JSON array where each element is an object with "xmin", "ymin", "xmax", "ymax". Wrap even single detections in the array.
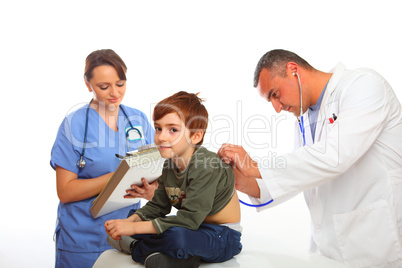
[
  {"xmin": 85, "ymin": 65, "xmax": 126, "ymax": 110},
  {"xmin": 257, "ymin": 68, "xmax": 303, "ymax": 117}
]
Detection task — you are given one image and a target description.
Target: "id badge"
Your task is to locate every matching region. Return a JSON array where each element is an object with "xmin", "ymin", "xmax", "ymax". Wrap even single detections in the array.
[{"xmin": 126, "ymin": 126, "xmax": 144, "ymax": 141}]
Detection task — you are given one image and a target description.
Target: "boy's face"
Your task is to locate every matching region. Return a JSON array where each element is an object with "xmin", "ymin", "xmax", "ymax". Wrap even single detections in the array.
[{"xmin": 154, "ymin": 112, "xmax": 198, "ymax": 162}]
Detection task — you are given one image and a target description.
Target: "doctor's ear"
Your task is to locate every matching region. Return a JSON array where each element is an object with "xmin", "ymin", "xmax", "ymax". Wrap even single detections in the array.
[{"xmin": 286, "ymin": 62, "xmax": 299, "ymax": 77}]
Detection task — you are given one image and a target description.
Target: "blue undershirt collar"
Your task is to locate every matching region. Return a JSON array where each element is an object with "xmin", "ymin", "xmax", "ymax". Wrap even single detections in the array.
[{"xmin": 308, "ymin": 83, "xmax": 328, "ymax": 141}]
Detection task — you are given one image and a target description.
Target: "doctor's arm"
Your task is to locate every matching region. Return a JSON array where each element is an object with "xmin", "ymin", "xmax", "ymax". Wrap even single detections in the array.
[
  {"xmin": 56, "ymin": 165, "xmax": 112, "ymax": 204},
  {"xmin": 232, "ymin": 166, "xmax": 261, "ymax": 198},
  {"xmin": 255, "ymin": 73, "xmax": 393, "ymax": 203}
]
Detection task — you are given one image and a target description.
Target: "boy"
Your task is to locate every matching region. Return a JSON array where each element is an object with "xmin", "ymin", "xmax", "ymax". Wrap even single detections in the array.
[{"xmin": 105, "ymin": 91, "xmax": 242, "ymax": 268}]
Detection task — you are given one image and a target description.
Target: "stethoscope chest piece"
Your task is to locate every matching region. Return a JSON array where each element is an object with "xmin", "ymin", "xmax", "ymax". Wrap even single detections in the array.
[
  {"xmin": 126, "ymin": 128, "xmax": 141, "ymax": 140},
  {"xmin": 77, "ymin": 156, "xmax": 86, "ymax": 168},
  {"xmin": 126, "ymin": 127, "xmax": 145, "ymax": 148}
]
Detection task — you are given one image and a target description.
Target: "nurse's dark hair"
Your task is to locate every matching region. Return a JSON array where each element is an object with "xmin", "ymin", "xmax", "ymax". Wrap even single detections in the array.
[
  {"xmin": 84, "ymin": 49, "xmax": 127, "ymax": 82},
  {"xmin": 153, "ymin": 91, "xmax": 208, "ymax": 147},
  {"xmin": 253, "ymin": 49, "xmax": 314, "ymax": 87}
]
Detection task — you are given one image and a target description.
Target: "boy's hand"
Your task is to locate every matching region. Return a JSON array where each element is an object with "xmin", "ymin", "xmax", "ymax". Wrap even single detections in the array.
[
  {"xmin": 105, "ymin": 219, "xmax": 136, "ymax": 241},
  {"xmin": 125, "ymin": 178, "xmax": 158, "ymax": 201}
]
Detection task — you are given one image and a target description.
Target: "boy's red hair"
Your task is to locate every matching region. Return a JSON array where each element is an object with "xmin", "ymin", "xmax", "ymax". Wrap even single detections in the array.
[{"xmin": 153, "ymin": 91, "xmax": 208, "ymax": 147}]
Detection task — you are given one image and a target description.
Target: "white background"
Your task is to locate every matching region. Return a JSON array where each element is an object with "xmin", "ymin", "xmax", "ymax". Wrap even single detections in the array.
[{"xmin": 1, "ymin": 1, "xmax": 401, "ymax": 267}]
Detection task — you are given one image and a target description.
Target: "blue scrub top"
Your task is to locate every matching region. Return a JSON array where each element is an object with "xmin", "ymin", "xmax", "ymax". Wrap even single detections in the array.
[{"xmin": 50, "ymin": 103, "xmax": 155, "ymax": 253}]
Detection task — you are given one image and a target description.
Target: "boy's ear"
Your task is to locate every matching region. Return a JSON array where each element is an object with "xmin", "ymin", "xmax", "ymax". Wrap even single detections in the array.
[{"xmin": 191, "ymin": 129, "xmax": 204, "ymax": 145}]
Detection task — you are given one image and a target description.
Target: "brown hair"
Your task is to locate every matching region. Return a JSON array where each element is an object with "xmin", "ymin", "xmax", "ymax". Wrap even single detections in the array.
[
  {"xmin": 84, "ymin": 49, "xmax": 127, "ymax": 82},
  {"xmin": 153, "ymin": 91, "xmax": 209, "ymax": 147}
]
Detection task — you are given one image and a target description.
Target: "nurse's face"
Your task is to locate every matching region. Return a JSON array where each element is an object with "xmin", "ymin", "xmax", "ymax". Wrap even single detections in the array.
[
  {"xmin": 85, "ymin": 65, "xmax": 126, "ymax": 109},
  {"xmin": 257, "ymin": 68, "xmax": 304, "ymax": 117}
]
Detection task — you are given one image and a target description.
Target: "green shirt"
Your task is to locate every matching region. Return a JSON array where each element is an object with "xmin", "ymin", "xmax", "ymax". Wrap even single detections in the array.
[{"xmin": 135, "ymin": 147, "xmax": 235, "ymax": 234}]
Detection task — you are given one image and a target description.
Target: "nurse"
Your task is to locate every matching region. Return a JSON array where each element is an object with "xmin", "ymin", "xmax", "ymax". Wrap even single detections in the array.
[
  {"xmin": 218, "ymin": 49, "xmax": 402, "ymax": 267},
  {"xmin": 50, "ymin": 49, "xmax": 157, "ymax": 267}
]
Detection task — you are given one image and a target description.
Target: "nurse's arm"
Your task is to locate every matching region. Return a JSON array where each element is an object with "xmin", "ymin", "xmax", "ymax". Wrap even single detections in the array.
[{"xmin": 55, "ymin": 165, "xmax": 111, "ymax": 203}]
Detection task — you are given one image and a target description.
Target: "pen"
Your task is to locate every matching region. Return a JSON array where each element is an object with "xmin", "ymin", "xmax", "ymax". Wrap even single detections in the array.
[
  {"xmin": 115, "ymin": 154, "xmax": 125, "ymax": 159},
  {"xmin": 329, "ymin": 113, "xmax": 338, "ymax": 124}
]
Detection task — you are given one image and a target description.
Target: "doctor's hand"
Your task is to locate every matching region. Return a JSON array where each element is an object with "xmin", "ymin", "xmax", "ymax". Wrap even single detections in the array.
[
  {"xmin": 125, "ymin": 178, "xmax": 158, "ymax": 201},
  {"xmin": 218, "ymin": 144, "xmax": 262, "ymax": 179},
  {"xmin": 232, "ymin": 166, "xmax": 261, "ymax": 198}
]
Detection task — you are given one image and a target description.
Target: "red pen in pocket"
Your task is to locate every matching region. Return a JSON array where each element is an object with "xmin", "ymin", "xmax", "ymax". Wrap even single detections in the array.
[{"xmin": 329, "ymin": 113, "xmax": 337, "ymax": 124}]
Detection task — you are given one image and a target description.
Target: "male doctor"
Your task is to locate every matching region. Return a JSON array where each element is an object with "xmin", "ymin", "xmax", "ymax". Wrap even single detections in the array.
[{"xmin": 218, "ymin": 49, "xmax": 402, "ymax": 268}]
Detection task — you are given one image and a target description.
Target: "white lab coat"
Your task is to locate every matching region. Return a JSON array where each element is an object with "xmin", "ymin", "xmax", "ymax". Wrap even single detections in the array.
[{"xmin": 253, "ymin": 63, "xmax": 402, "ymax": 267}]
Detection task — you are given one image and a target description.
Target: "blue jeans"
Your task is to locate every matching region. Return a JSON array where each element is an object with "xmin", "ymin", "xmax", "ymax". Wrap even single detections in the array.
[{"xmin": 131, "ymin": 223, "xmax": 242, "ymax": 264}]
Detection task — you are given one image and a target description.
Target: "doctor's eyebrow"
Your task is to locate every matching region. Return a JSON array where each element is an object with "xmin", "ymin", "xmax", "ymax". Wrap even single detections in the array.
[{"xmin": 266, "ymin": 89, "xmax": 275, "ymax": 102}]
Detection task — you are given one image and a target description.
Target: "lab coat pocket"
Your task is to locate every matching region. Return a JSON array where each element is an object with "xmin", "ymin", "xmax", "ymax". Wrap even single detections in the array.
[
  {"xmin": 325, "ymin": 121, "xmax": 335, "ymax": 134},
  {"xmin": 333, "ymin": 200, "xmax": 402, "ymax": 267},
  {"xmin": 321, "ymin": 99, "xmax": 338, "ymax": 137}
]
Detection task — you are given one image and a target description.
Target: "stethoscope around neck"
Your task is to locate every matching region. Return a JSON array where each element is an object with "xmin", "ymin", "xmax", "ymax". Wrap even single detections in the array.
[
  {"xmin": 77, "ymin": 99, "xmax": 144, "ymax": 168},
  {"xmin": 293, "ymin": 72, "xmax": 306, "ymax": 146}
]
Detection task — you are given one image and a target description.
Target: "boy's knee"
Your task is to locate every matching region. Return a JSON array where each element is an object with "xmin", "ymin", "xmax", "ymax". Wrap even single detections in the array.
[{"xmin": 163, "ymin": 227, "xmax": 194, "ymax": 248}]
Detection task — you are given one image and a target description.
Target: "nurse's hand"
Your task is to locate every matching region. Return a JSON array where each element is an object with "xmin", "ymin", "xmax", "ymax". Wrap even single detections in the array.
[
  {"xmin": 125, "ymin": 178, "xmax": 158, "ymax": 201},
  {"xmin": 218, "ymin": 143, "xmax": 262, "ymax": 179}
]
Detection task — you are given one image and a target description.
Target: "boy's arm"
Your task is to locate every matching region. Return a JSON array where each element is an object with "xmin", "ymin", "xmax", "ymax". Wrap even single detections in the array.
[
  {"xmin": 105, "ymin": 219, "xmax": 157, "ymax": 240},
  {"xmin": 134, "ymin": 173, "xmax": 172, "ymax": 220},
  {"xmin": 126, "ymin": 213, "xmax": 142, "ymax": 222},
  {"xmin": 152, "ymin": 167, "xmax": 221, "ymax": 234}
]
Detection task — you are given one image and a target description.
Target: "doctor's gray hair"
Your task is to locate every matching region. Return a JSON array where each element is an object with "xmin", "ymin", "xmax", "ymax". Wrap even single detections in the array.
[{"xmin": 253, "ymin": 49, "xmax": 314, "ymax": 87}]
